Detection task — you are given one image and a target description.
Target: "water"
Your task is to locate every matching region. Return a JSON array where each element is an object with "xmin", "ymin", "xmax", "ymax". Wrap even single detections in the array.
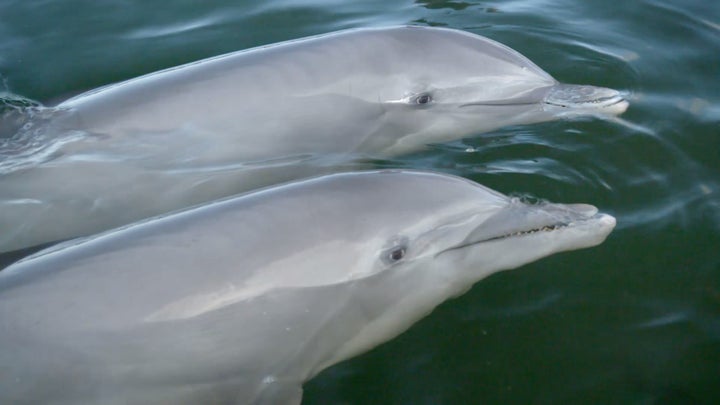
[{"xmin": 1, "ymin": 0, "xmax": 718, "ymax": 403}]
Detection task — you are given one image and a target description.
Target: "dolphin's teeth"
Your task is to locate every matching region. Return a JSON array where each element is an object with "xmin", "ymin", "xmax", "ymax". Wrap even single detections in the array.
[{"xmin": 499, "ymin": 223, "xmax": 569, "ymax": 239}]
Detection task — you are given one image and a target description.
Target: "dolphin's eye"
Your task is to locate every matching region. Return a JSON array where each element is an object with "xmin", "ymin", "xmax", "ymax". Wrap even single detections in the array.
[
  {"xmin": 414, "ymin": 93, "xmax": 432, "ymax": 105},
  {"xmin": 389, "ymin": 247, "xmax": 406, "ymax": 262},
  {"xmin": 382, "ymin": 237, "xmax": 409, "ymax": 265}
]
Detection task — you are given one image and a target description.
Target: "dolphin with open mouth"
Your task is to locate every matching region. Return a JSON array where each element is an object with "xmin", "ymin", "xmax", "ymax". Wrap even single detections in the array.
[
  {"xmin": 0, "ymin": 170, "xmax": 616, "ymax": 404},
  {"xmin": 0, "ymin": 26, "xmax": 627, "ymax": 253}
]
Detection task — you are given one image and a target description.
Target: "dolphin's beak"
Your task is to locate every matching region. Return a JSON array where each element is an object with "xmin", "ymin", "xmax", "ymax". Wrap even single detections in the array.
[
  {"xmin": 543, "ymin": 84, "xmax": 629, "ymax": 115},
  {"xmin": 448, "ymin": 201, "xmax": 612, "ymax": 251}
]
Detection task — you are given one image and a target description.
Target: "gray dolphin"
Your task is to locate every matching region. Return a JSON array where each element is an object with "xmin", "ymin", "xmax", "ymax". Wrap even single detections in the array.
[
  {"xmin": 0, "ymin": 170, "xmax": 616, "ymax": 404},
  {"xmin": 0, "ymin": 26, "xmax": 627, "ymax": 253}
]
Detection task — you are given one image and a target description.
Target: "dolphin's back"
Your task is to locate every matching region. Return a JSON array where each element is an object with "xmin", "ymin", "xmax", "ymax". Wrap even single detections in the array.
[{"xmin": 0, "ymin": 175, "xmax": 352, "ymax": 404}]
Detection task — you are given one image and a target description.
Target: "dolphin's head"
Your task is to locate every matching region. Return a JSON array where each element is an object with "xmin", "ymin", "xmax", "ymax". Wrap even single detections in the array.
[
  {"xmin": 310, "ymin": 170, "xmax": 615, "ymax": 372},
  {"xmin": 335, "ymin": 170, "xmax": 616, "ymax": 289},
  {"xmin": 340, "ymin": 26, "xmax": 628, "ymax": 155}
]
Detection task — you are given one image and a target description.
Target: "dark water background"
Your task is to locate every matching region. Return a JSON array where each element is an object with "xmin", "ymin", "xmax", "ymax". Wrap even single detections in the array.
[{"xmin": 1, "ymin": 0, "xmax": 718, "ymax": 403}]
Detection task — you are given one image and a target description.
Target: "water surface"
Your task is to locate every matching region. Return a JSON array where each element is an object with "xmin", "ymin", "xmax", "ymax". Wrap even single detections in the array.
[{"xmin": 1, "ymin": 0, "xmax": 718, "ymax": 403}]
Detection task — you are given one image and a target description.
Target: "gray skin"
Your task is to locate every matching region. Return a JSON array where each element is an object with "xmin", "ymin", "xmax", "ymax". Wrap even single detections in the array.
[
  {"xmin": 0, "ymin": 170, "xmax": 616, "ymax": 405},
  {"xmin": 0, "ymin": 26, "xmax": 627, "ymax": 253}
]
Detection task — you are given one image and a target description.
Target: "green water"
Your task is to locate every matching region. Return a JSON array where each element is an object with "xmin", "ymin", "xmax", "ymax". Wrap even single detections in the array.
[{"xmin": 1, "ymin": 0, "xmax": 718, "ymax": 403}]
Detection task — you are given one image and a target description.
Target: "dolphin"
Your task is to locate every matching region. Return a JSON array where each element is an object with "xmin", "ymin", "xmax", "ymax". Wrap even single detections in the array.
[
  {"xmin": 0, "ymin": 26, "xmax": 627, "ymax": 253},
  {"xmin": 0, "ymin": 170, "xmax": 616, "ymax": 404}
]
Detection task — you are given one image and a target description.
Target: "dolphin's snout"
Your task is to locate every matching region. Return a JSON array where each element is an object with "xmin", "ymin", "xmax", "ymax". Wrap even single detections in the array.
[
  {"xmin": 544, "ymin": 84, "xmax": 628, "ymax": 114},
  {"xmin": 457, "ymin": 200, "xmax": 600, "ymax": 247},
  {"xmin": 532, "ymin": 202, "xmax": 602, "ymax": 225},
  {"xmin": 562, "ymin": 203, "xmax": 599, "ymax": 218}
]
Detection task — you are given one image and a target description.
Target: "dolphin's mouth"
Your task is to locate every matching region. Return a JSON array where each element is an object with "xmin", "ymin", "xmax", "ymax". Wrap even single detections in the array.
[
  {"xmin": 477, "ymin": 222, "xmax": 570, "ymax": 243},
  {"xmin": 458, "ymin": 86, "xmax": 554, "ymax": 108},
  {"xmin": 446, "ymin": 219, "xmax": 573, "ymax": 252},
  {"xmin": 440, "ymin": 202, "xmax": 615, "ymax": 254}
]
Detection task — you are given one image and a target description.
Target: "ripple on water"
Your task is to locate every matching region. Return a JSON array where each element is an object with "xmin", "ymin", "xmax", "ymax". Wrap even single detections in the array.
[
  {"xmin": 0, "ymin": 92, "xmax": 91, "ymax": 174},
  {"xmin": 123, "ymin": 16, "xmax": 224, "ymax": 40}
]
